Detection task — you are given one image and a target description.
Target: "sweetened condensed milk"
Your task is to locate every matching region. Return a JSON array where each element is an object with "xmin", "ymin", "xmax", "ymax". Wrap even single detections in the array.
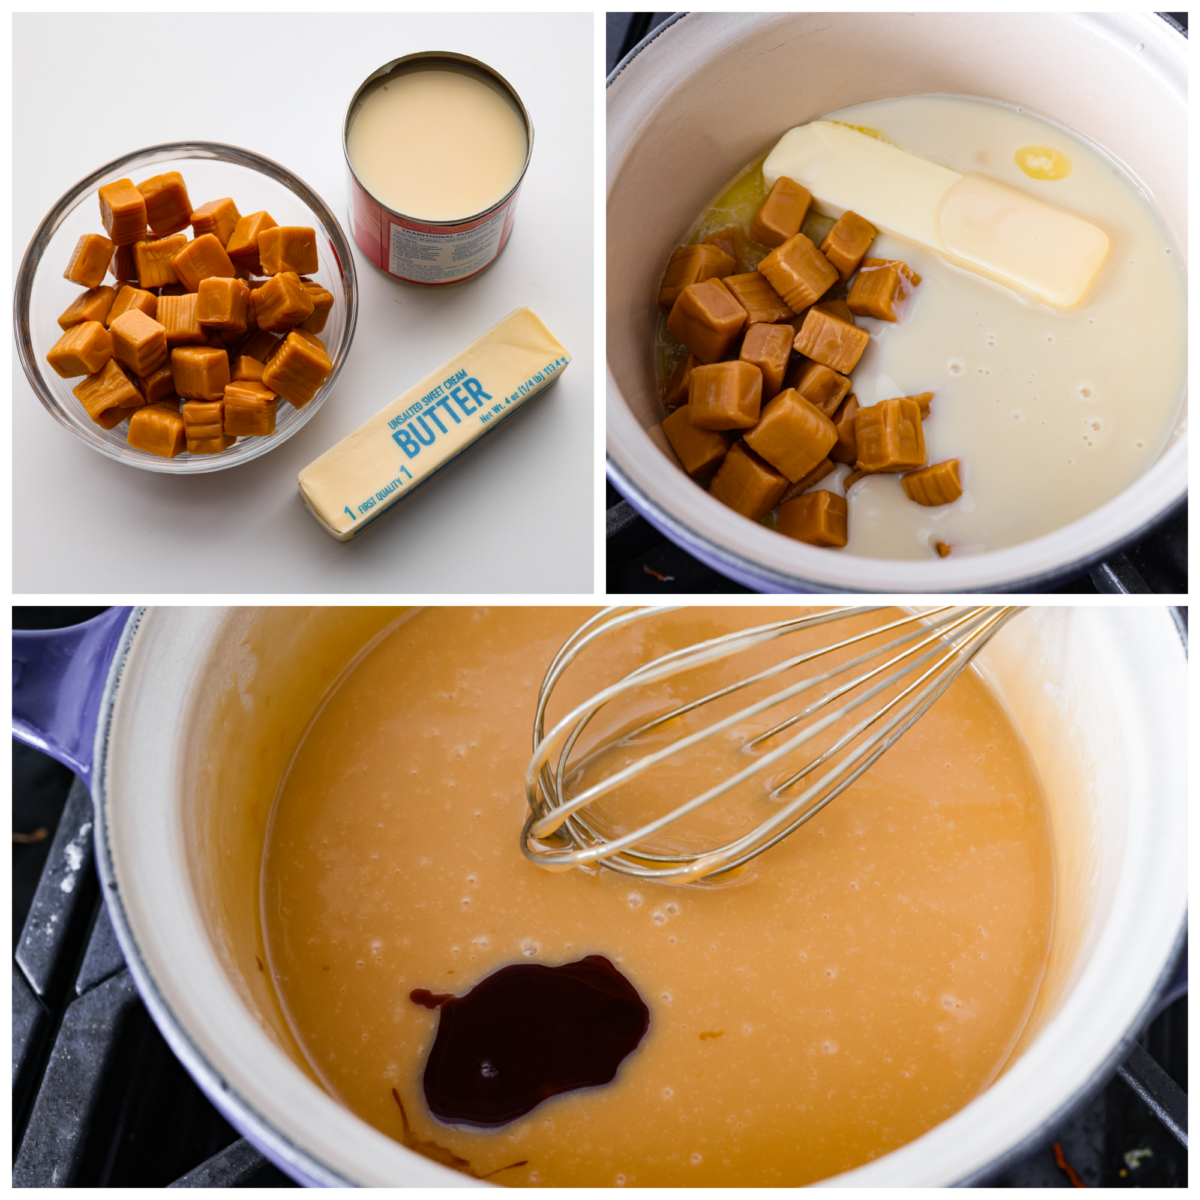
[{"xmin": 261, "ymin": 607, "xmax": 1055, "ymax": 1185}]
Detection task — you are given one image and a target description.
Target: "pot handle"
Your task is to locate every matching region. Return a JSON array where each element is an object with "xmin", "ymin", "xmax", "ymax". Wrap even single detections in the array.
[{"xmin": 12, "ymin": 607, "xmax": 134, "ymax": 787}]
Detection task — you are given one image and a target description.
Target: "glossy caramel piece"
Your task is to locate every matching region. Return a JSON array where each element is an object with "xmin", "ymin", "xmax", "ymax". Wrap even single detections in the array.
[
  {"xmin": 703, "ymin": 225, "xmax": 743, "ymax": 270},
  {"xmin": 188, "ymin": 434, "xmax": 236, "ymax": 454},
  {"xmin": 127, "ymin": 402, "xmax": 185, "ymax": 457},
  {"xmin": 261, "ymin": 330, "xmax": 331, "ymax": 407},
  {"xmin": 777, "ymin": 490, "xmax": 848, "ymax": 547},
  {"xmin": 829, "ymin": 394, "xmax": 859, "ymax": 464},
  {"xmin": 779, "ymin": 458, "xmax": 835, "ymax": 504},
  {"xmin": 298, "ymin": 282, "xmax": 334, "ymax": 334},
  {"xmin": 660, "ymin": 406, "xmax": 733, "ymax": 481},
  {"xmin": 252, "ymin": 271, "xmax": 315, "ymax": 333},
  {"xmin": 905, "ymin": 391, "xmax": 934, "ymax": 419},
  {"xmin": 743, "ymin": 388, "xmax": 837, "ymax": 483},
  {"xmin": 688, "ymin": 360, "xmax": 763, "ymax": 431},
  {"xmin": 854, "ymin": 397, "xmax": 926, "ymax": 472},
  {"xmin": 793, "ymin": 302, "xmax": 870, "ymax": 375},
  {"xmin": 73, "ymin": 357, "xmax": 141, "ymax": 424},
  {"xmin": 820, "ymin": 211, "xmax": 876, "ymax": 283},
  {"xmin": 64, "ymin": 234, "xmax": 116, "ymax": 289},
  {"xmin": 226, "ymin": 210, "xmax": 278, "ymax": 271},
  {"xmin": 658, "ymin": 243, "xmax": 736, "ymax": 313},
  {"xmin": 135, "ymin": 234, "xmax": 187, "ymax": 289},
  {"xmin": 232, "ymin": 354, "xmax": 266, "ymax": 383},
  {"xmin": 98, "ymin": 178, "xmax": 148, "ymax": 245},
  {"xmin": 739, "ymin": 323, "xmax": 793, "ymax": 400},
  {"xmin": 666, "ymin": 278, "xmax": 747, "ymax": 364},
  {"xmin": 172, "ymin": 345, "xmax": 230, "ymax": 401},
  {"xmin": 750, "ymin": 177, "xmax": 812, "ymax": 248},
  {"xmin": 935, "ymin": 541, "xmax": 952, "ymax": 558},
  {"xmin": 708, "ymin": 442, "xmax": 788, "ymax": 523},
  {"xmin": 47, "ymin": 321, "xmax": 113, "ymax": 378},
  {"xmin": 722, "ymin": 272, "xmax": 793, "ymax": 324},
  {"xmin": 197, "ymin": 276, "xmax": 251, "ymax": 333},
  {"xmin": 758, "ymin": 232, "xmax": 838, "ymax": 313},
  {"xmin": 135, "ymin": 362, "xmax": 176, "ymax": 404},
  {"xmin": 259, "ymin": 226, "xmax": 319, "ymax": 276},
  {"xmin": 240, "ymin": 329, "xmax": 280, "ymax": 364},
  {"xmin": 788, "ymin": 358, "xmax": 851, "ymax": 417},
  {"xmin": 182, "ymin": 399, "xmax": 225, "ymax": 441},
  {"xmin": 57, "ymin": 285, "xmax": 117, "ymax": 330},
  {"xmin": 170, "ymin": 234, "xmax": 236, "ymax": 292},
  {"xmin": 847, "ymin": 258, "xmax": 920, "ymax": 322},
  {"xmin": 661, "ymin": 352, "xmax": 698, "ymax": 411},
  {"xmin": 110, "ymin": 242, "xmax": 140, "ymax": 283},
  {"xmin": 902, "ymin": 459, "xmax": 962, "ymax": 506},
  {"xmin": 224, "ymin": 381, "xmax": 279, "ymax": 436},
  {"xmin": 190, "ymin": 198, "xmax": 242, "ymax": 246},
  {"xmin": 107, "ymin": 285, "xmax": 157, "ymax": 327},
  {"xmin": 137, "ymin": 172, "xmax": 192, "ymax": 236},
  {"xmin": 156, "ymin": 293, "xmax": 206, "ymax": 347},
  {"xmin": 109, "ymin": 309, "xmax": 168, "ymax": 377}
]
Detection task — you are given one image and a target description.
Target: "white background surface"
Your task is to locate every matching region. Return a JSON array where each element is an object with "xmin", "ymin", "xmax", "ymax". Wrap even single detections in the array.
[{"xmin": 13, "ymin": 13, "xmax": 594, "ymax": 595}]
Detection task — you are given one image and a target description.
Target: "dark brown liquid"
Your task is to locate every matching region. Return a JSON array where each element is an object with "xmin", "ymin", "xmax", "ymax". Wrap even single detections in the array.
[{"xmin": 410, "ymin": 955, "xmax": 650, "ymax": 1128}]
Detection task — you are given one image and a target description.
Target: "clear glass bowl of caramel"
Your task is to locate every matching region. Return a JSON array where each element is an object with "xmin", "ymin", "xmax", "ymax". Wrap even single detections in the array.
[{"xmin": 14, "ymin": 142, "xmax": 358, "ymax": 473}]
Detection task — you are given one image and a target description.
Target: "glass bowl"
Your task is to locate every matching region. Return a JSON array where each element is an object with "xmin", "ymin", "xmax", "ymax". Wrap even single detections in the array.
[{"xmin": 14, "ymin": 142, "xmax": 358, "ymax": 473}]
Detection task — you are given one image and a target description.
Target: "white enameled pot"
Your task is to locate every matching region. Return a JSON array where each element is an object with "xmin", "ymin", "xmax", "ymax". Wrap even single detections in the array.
[
  {"xmin": 12, "ymin": 606, "xmax": 1187, "ymax": 1184},
  {"xmin": 606, "ymin": 12, "xmax": 1187, "ymax": 592}
]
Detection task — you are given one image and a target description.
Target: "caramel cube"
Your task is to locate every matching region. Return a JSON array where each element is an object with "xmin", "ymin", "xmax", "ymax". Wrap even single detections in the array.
[
  {"xmin": 109, "ymin": 309, "xmax": 168, "ymax": 377},
  {"xmin": 666, "ymin": 278, "xmax": 746, "ymax": 364},
  {"xmin": 722, "ymin": 272, "xmax": 793, "ymax": 324},
  {"xmin": 182, "ymin": 399, "xmax": 225, "ymax": 441},
  {"xmin": 793, "ymin": 302, "xmax": 870, "ymax": 375},
  {"xmin": 854, "ymin": 398, "xmax": 926, "ymax": 472},
  {"xmin": 739, "ymin": 323, "xmax": 793, "ymax": 400},
  {"xmin": 170, "ymin": 234, "xmax": 236, "ymax": 292},
  {"xmin": 261, "ymin": 330, "xmax": 331, "ymax": 407},
  {"xmin": 298, "ymin": 282, "xmax": 334, "ymax": 334},
  {"xmin": 788, "ymin": 358, "xmax": 851, "ymax": 417},
  {"xmin": 57, "ymin": 285, "xmax": 117, "ymax": 330},
  {"xmin": 829, "ymin": 395, "xmax": 859, "ymax": 464},
  {"xmin": 136, "ymin": 363, "xmax": 176, "ymax": 404},
  {"xmin": 743, "ymin": 389, "xmax": 837, "ymax": 483},
  {"xmin": 190, "ymin": 198, "xmax": 242, "ymax": 247},
  {"xmin": 819, "ymin": 211, "xmax": 876, "ymax": 283},
  {"xmin": 47, "ymin": 321, "xmax": 113, "ymax": 378},
  {"xmin": 73, "ymin": 358, "xmax": 141, "ymax": 424},
  {"xmin": 758, "ymin": 232, "xmax": 838, "ymax": 312},
  {"xmin": 779, "ymin": 458, "xmax": 835, "ymax": 504},
  {"xmin": 660, "ymin": 406, "xmax": 733, "ymax": 481},
  {"xmin": 240, "ymin": 329, "xmax": 280, "ymax": 364},
  {"xmin": 197, "ymin": 276, "xmax": 251, "ymax": 333},
  {"xmin": 658, "ymin": 244, "xmax": 735, "ymax": 313},
  {"xmin": 135, "ymin": 234, "xmax": 188, "ymax": 289},
  {"xmin": 904, "ymin": 392, "xmax": 934, "ymax": 419},
  {"xmin": 847, "ymin": 258, "xmax": 920, "ymax": 322},
  {"xmin": 778, "ymin": 490, "xmax": 848, "ymax": 548},
  {"xmin": 64, "ymin": 234, "xmax": 116, "ymax": 289},
  {"xmin": 902, "ymin": 459, "xmax": 962, "ymax": 506},
  {"xmin": 259, "ymin": 226, "xmax": 319, "ymax": 276},
  {"xmin": 127, "ymin": 403, "xmax": 185, "ymax": 457},
  {"xmin": 156, "ymin": 293, "xmax": 206, "ymax": 347},
  {"xmin": 110, "ymin": 243, "xmax": 140, "ymax": 283},
  {"xmin": 172, "ymin": 346, "xmax": 230, "ymax": 401},
  {"xmin": 107, "ymin": 285, "xmax": 157, "ymax": 327},
  {"xmin": 688, "ymin": 360, "xmax": 763, "ymax": 431},
  {"xmin": 252, "ymin": 271, "xmax": 315, "ymax": 333},
  {"xmin": 226, "ymin": 211, "xmax": 278, "ymax": 272},
  {"xmin": 703, "ymin": 225, "xmax": 743, "ymax": 270},
  {"xmin": 232, "ymin": 354, "xmax": 266, "ymax": 383},
  {"xmin": 187, "ymin": 434, "xmax": 236, "ymax": 455},
  {"xmin": 98, "ymin": 178, "xmax": 148, "ymax": 245},
  {"xmin": 223, "ymin": 381, "xmax": 279, "ymax": 436},
  {"xmin": 661, "ymin": 352, "xmax": 698, "ymax": 411},
  {"xmin": 708, "ymin": 443, "xmax": 788, "ymax": 523},
  {"xmin": 137, "ymin": 172, "xmax": 192, "ymax": 236},
  {"xmin": 750, "ymin": 177, "xmax": 812, "ymax": 247}
]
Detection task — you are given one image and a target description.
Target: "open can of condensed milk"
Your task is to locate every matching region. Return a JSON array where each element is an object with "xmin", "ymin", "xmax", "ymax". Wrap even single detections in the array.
[{"xmin": 344, "ymin": 52, "xmax": 534, "ymax": 285}]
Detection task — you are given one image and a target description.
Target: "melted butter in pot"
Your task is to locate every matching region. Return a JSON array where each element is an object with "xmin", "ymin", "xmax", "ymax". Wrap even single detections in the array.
[{"xmin": 261, "ymin": 607, "xmax": 1054, "ymax": 1185}]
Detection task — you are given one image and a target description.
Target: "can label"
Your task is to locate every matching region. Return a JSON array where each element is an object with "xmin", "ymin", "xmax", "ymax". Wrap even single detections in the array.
[{"xmin": 388, "ymin": 207, "xmax": 508, "ymax": 284}]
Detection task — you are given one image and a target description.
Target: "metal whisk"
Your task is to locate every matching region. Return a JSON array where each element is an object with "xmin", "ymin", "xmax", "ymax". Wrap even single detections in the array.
[{"xmin": 522, "ymin": 606, "xmax": 1023, "ymax": 883}]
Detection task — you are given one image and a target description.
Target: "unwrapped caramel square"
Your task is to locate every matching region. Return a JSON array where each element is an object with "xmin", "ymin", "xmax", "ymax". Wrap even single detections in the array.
[
  {"xmin": 110, "ymin": 243, "xmax": 140, "ymax": 284},
  {"xmin": 107, "ymin": 285, "xmax": 157, "ymax": 327},
  {"xmin": 137, "ymin": 172, "xmax": 193, "ymax": 236},
  {"xmin": 743, "ymin": 388, "xmax": 837, "ymax": 482},
  {"xmin": 170, "ymin": 234, "xmax": 236, "ymax": 292},
  {"xmin": 223, "ymin": 381, "xmax": 279, "ymax": 436},
  {"xmin": 252, "ymin": 271, "xmax": 315, "ymax": 333},
  {"xmin": 182, "ymin": 399, "xmax": 225, "ymax": 441},
  {"xmin": 136, "ymin": 362, "xmax": 176, "ymax": 405},
  {"xmin": 135, "ymin": 234, "xmax": 188, "ymax": 289},
  {"xmin": 64, "ymin": 234, "xmax": 116, "ymax": 289},
  {"xmin": 778, "ymin": 490, "xmax": 848, "ymax": 547},
  {"xmin": 829, "ymin": 394, "xmax": 859, "ymax": 464},
  {"xmin": 240, "ymin": 329, "xmax": 279, "ymax": 364},
  {"xmin": 788, "ymin": 358, "xmax": 851, "ymax": 417},
  {"xmin": 127, "ymin": 402, "xmax": 185, "ymax": 457},
  {"xmin": 820, "ymin": 211, "xmax": 876, "ymax": 283},
  {"xmin": 722, "ymin": 272, "xmax": 793, "ymax": 324},
  {"xmin": 261, "ymin": 329, "xmax": 331, "ymax": 407},
  {"xmin": 259, "ymin": 226, "xmax": 319, "ymax": 276},
  {"xmin": 750, "ymin": 177, "xmax": 812, "ymax": 247},
  {"xmin": 688, "ymin": 360, "xmax": 763, "ymax": 431},
  {"xmin": 58, "ymin": 286, "xmax": 117, "ymax": 331},
  {"xmin": 74, "ymin": 358, "xmax": 141, "ymax": 424},
  {"xmin": 98, "ymin": 178, "xmax": 148, "ymax": 245},
  {"xmin": 661, "ymin": 352, "xmax": 698, "ymax": 411},
  {"xmin": 854, "ymin": 397, "xmax": 926, "ymax": 472},
  {"xmin": 232, "ymin": 354, "xmax": 266, "ymax": 383},
  {"xmin": 666, "ymin": 278, "xmax": 747, "ymax": 364},
  {"xmin": 298, "ymin": 282, "xmax": 334, "ymax": 334},
  {"xmin": 47, "ymin": 321, "xmax": 113, "ymax": 378},
  {"xmin": 190, "ymin": 198, "xmax": 242, "ymax": 246},
  {"xmin": 661, "ymin": 405, "xmax": 733, "ymax": 480},
  {"xmin": 847, "ymin": 258, "xmax": 920, "ymax": 321},
  {"xmin": 739, "ymin": 323, "xmax": 793, "ymax": 400},
  {"xmin": 226, "ymin": 211, "xmax": 278, "ymax": 272},
  {"xmin": 708, "ymin": 442, "xmax": 788, "ymax": 522},
  {"xmin": 156, "ymin": 293, "xmax": 206, "ymax": 347},
  {"xmin": 658, "ymin": 243, "xmax": 736, "ymax": 313},
  {"xmin": 758, "ymin": 232, "xmax": 838, "ymax": 312},
  {"xmin": 172, "ymin": 345, "xmax": 230, "ymax": 401},
  {"xmin": 197, "ymin": 276, "xmax": 251, "ymax": 333},
  {"xmin": 902, "ymin": 459, "xmax": 962, "ymax": 506},
  {"xmin": 703, "ymin": 226, "xmax": 743, "ymax": 270},
  {"xmin": 110, "ymin": 309, "xmax": 168, "ymax": 377},
  {"xmin": 793, "ymin": 302, "xmax": 870, "ymax": 375}
]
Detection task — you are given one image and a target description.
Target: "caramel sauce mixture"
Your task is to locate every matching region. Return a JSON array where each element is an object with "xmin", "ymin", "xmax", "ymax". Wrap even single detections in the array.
[{"xmin": 261, "ymin": 607, "xmax": 1054, "ymax": 1185}]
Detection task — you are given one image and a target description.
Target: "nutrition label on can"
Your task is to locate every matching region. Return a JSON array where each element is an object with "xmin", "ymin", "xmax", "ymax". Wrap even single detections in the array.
[{"xmin": 388, "ymin": 207, "xmax": 507, "ymax": 283}]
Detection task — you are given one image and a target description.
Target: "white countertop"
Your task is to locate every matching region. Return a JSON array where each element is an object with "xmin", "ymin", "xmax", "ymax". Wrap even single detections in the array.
[{"xmin": 13, "ymin": 12, "xmax": 594, "ymax": 595}]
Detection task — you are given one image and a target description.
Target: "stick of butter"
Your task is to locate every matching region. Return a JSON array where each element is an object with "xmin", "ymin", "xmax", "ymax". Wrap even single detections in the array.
[
  {"xmin": 297, "ymin": 307, "xmax": 571, "ymax": 540},
  {"xmin": 763, "ymin": 121, "xmax": 1110, "ymax": 309}
]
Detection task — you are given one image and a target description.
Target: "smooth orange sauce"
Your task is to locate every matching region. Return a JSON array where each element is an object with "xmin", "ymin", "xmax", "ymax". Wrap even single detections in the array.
[{"xmin": 261, "ymin": 607, "xmax": 1054, "ymax": 1185}]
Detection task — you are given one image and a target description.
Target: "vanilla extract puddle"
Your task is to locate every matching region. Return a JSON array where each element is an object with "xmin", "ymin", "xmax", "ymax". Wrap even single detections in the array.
[{"xmin": 261, "ymin": 607, "xmax": 1055, "ymax": 1185}]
